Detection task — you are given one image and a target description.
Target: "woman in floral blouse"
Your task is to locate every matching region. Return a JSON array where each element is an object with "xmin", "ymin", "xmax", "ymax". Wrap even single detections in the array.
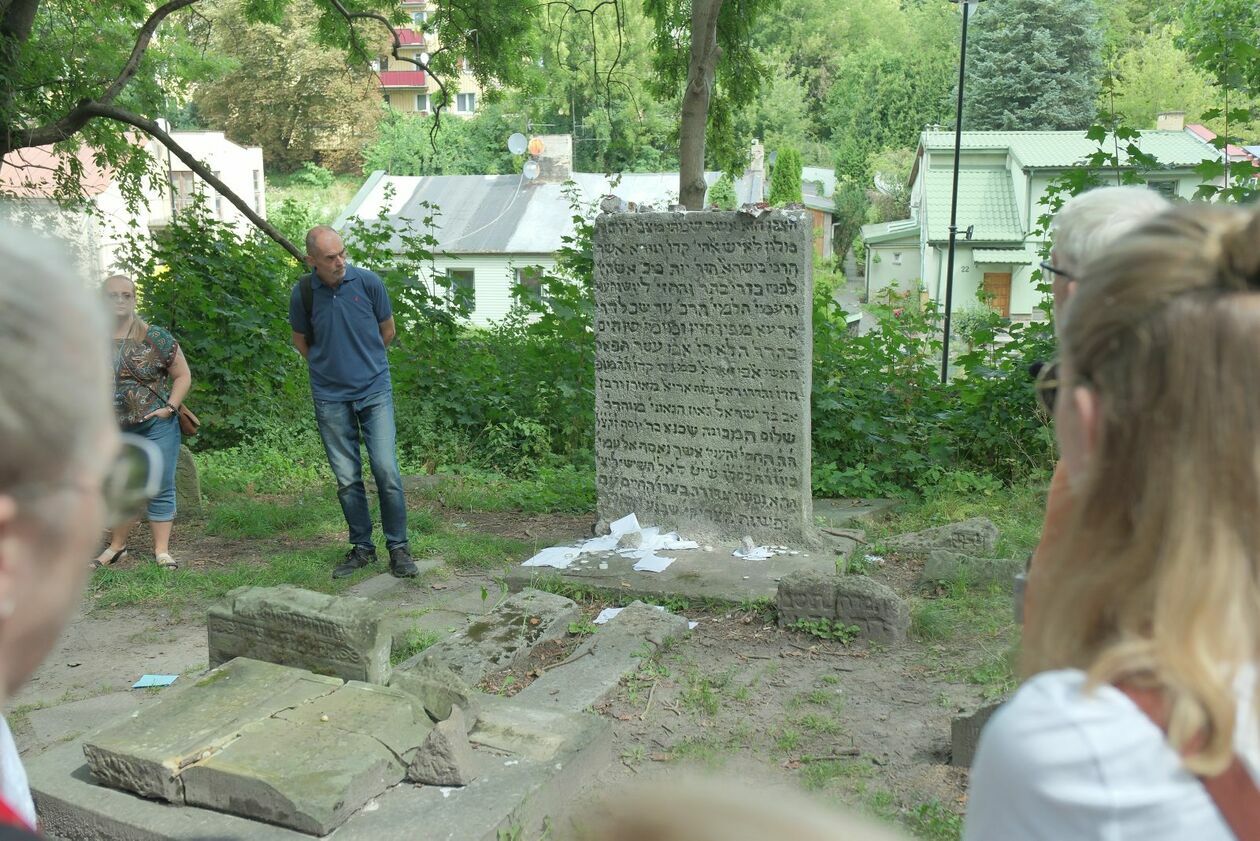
[{"xmin": 93, "ymin": 275, "xmax": 192, "ymax": 570}]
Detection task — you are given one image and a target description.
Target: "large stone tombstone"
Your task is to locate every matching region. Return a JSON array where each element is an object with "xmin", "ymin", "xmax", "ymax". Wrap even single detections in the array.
[{"xmin": 593, "ymin": 210, "xmax": 813, "ymax": 543}]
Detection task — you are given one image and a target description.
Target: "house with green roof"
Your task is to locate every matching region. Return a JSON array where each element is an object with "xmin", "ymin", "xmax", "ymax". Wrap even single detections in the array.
[{"xmin": 861, "ymin": 126, "xmax": 1220, "ymax": 318}]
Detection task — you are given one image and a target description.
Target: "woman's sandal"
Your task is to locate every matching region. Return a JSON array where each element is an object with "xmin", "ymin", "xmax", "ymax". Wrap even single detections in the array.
[
  {"xmin": 155, "ymin": 553, "xmax": 179, "ymax": 570},
  {"xmin": 91, "ymin": 547, "xmax": 127, "ymax": 570}
]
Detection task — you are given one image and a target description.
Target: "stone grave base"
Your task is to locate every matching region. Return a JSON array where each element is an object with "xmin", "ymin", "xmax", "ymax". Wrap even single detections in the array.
[
  {"xmin": 507, "ymin": 542, "xmax": 849, "ymax": 605},
  {"xmin": 29, "ymin": 694, "xmax": 611, "ymax": 841}
]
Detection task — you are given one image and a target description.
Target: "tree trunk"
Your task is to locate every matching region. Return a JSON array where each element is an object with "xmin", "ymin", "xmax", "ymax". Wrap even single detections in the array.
[{"xmin": 678, "ymin": 0, "xmax": 723, "ymax": 210}]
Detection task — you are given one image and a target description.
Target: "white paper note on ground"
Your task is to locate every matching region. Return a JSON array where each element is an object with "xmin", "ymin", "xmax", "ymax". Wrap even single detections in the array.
[
  {"xmin": 522, "ymin": 546, "xmax": 581, "ymax": 568},
  {"xmin": 632, "ymin": 551, "xmax": 676, "ymax": 573}
]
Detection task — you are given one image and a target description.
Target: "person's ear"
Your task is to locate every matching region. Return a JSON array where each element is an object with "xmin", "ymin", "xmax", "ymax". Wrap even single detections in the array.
[
  {"xmin": 1072, "ymin": 384, "xmax": 1100, "ymax": 461},
  {"xmin": 304, "ymin": 254, "xmax": 315, "ymax": 270}
]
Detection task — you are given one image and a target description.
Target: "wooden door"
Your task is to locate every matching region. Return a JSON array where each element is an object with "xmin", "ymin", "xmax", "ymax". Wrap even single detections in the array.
[{"xmin": 983, "ymin": 272, "xmax": 1012, "ymax": 317}]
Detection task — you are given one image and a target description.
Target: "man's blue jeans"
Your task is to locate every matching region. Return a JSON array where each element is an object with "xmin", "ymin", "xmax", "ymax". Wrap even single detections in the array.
[{"xmin": 313, "ymin": 390, "xmax": 408, "ymax": 550}]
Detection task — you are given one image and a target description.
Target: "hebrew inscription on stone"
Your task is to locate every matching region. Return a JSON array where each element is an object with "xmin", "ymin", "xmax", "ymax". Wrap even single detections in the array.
[{"xmin": 593, "ymin": 211, "xmax": 812, "ymax": 543}]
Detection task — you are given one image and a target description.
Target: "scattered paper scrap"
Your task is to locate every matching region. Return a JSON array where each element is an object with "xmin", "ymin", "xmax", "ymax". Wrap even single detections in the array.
[
  {"xmin": 632, "ymin": 552, "xmax": 676, "ymax": 573},
  {"xmin": 132, "ymin": 674, "xmax": 178, "ymax": 689},
  {"xmin": 733, "ymin": 546, "xmax": 775, "ymax": 561},
  {"xmin": 595, "ymin": 605, "xmax": 665, "ymax": 624},
  {"xmin": 688, "ymin": 621, "xmax": 699, "ymax": 630},
  {"xmin": 522, "ymin": 546, "xmax": 581, "ymax": 569}
]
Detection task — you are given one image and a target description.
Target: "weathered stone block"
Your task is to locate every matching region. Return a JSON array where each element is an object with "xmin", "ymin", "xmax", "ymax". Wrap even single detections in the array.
[
  {"xmin": 418, "ymin": 589, "xmax": 579, "ymax": 686},
  {"xmin": 920, "ymin": 550, "xmax": 1023, "ymax": 589},
  {"xmin": 776, "ymin": 569, "xmax": 839, "ymax": 626},
  {"xmin": 181, "ymin": 717, "xmax": 400, "ymax": 835},
  {"xmin": 207, "ymin": 585, "xmax": 390, "ymax": 684},
  {"xmin": 886, "ymin": 517, "xmax": 999, "ymax": 556},
  {"xmin": 275, "ymin": 680, "xmax": 432, "ymax": 757},
  {"xmin": 407, "ymin": 708, "xmax": 477, "ymax": 787},
  {"xmin": 83, "ymin": 658, "xmax": 342, "ymax": 802},
  {"xmin": 833, "ymin": 576, "xmax": 909, "ymax": 644},
  {"xmin": 389, "ymin": 655, "xmax": 481, "ymax": 724},
  {"xmin": 174, "ymin": 445, "xmax": 201, "ymax": 517},
  {"xmin": 469, "ymin": 695, "xmax": 597, "ymax": 761},
  {"xmin": 951, "ymin": 698, "xmax": 1007, "ymax": 767},
  {"xmin": 519, "ymin": 601, "xmax": 689, "ymax": 712},
  {"xmin": 593, "ymin": 210, "xmax": 814, "ymax": 543}
]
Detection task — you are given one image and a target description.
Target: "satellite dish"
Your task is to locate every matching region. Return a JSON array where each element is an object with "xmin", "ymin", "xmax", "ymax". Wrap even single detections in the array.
[
  {"xmin": 507, "ymin": 132, "xmax": 527, "ymax": 155},
  {"xmin": 522, "ymin": 159, "xmax": 541, "ymax": 181},
  {"xmin": 527, "ymin": 136, "xmax": 546, "ymax": 156},
  {"xmin": 419, "ymin": 52, "xmax": 431, "ymax": 67}
]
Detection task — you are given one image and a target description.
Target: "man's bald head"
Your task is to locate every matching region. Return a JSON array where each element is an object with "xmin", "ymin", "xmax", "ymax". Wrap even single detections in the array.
[{"xmin": 305, "ymin": 225, "xmax": 347, "ymax": 287}]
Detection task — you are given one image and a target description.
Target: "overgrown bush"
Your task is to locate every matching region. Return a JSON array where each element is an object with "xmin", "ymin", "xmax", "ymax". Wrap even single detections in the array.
[{"xmin": 120, "ymin": 199, "xmax": 306, "ymax": 449}]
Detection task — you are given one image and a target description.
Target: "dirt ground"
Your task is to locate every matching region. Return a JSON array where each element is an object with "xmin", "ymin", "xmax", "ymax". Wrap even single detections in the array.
[{"xmin": 10, "ymin": 499, "xmax": 983, "ymax": 839}]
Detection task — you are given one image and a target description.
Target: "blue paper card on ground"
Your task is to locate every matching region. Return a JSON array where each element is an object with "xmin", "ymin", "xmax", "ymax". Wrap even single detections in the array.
[{"xmin": 132, "ymin": 674, "xmax": 178, "ymax": 689}]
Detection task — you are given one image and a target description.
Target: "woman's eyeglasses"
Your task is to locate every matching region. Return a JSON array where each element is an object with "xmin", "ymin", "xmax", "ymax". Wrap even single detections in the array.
[
  {"xmin": 101, "ymin": 434, "xmax": 162, "ymax": 525},
  {"xmin": 105, "ymin": 292, "xmax": 134, "ymax": 301},
  {"xmin": 9, "ymin": 434, "xmax": 161, "ymax": 527},
  {"xmin": 1038, "ymin": 260, "xmax": 1071, "ymax": 280},
  {"xmin": 1031, "ymin": 359, "xmax": 1060, "ymax": 415}
]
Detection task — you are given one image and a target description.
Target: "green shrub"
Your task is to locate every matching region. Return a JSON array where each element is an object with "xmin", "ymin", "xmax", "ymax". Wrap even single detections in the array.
[{"xmin": 292, "ymin": 162, "xmax": 334, "ymax": 189}]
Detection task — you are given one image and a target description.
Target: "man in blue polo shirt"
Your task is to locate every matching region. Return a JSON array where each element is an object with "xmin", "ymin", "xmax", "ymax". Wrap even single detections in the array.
[{"xmin": 289, "ymin": 225, "xmax": 417, "ymax": 579}]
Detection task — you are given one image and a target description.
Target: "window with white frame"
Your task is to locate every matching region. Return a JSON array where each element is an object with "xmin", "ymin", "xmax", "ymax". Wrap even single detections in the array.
[
  {"xmin": 411, "ymin": 10, "xmax": 427, "ymax": 24},
  {"xmin": 374, "ymin": 55, "xmax": 389, "ymax": 72},
  {"xmin": 415, "ymin": 93, "xmax": 429, "ymax": 113},
  {"xmin": 515, "ymin": 267, "xmax": 544, "ymax": 302},
  {"xmin": 212, "ymin": 171, "xmax": 223, "ymax": 218},
  {"xmin": 446, "ymin": 269, "xmax": 475, "ymax": 309},
  {"xmin": 171, "ymin": 171, "xmax": 196, "ymax": 214},
  {"xmin": 457, "ymin": 92, "xmax": 476, "ymax": 113},
  {"xmin": 252, "ymin": 170, "xmax": 262, "ymax": 213},
  {"xmin": 892, "ymin": 252, "xmax": 902, "ymax": 265}
]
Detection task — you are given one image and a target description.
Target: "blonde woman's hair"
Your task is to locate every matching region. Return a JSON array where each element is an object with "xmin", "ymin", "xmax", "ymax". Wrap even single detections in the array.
[
  {"xmin": 0, "ymin": 225, "xmax": 112, "ymax": 492},
  {"xmin": 1027, "ymin": 203, "xmax": 1260, "ymax": 775},
  {"xmin": 1050, "ymin": 185, "xmax": 1171, "ymax": 277},
  {"xmin": 103, "ymin": 274, "xmax": 149, "ymax": 342}
]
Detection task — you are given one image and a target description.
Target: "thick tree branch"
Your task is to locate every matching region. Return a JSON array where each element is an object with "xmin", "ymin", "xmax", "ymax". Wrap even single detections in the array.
[
  {"xmin": 8, "ymin": 0, "xmax": 201, "ymax": 153},
  {"xmin": 100, "ymin": 0, "xmax": 201, "ymax": 106},
  {"xmin": 81, "ymin": 101, "xmax": 303, "ymax": 262},
  {"xmin": 0, "ymin": 0, "xmax": 39, "ymax": 46}
]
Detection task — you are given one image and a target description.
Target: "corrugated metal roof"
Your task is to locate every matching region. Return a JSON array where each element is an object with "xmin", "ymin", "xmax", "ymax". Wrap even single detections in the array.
[
  {"xmin": 348, "ymin": 171, "xmax": 724, "ymax": 255},
  {"xmin": 920, "ymin": 130, "xmax": 1218, "ymax": 168},
  {"xmin": 923, "ymin": 169, "xmax": 1023, "ymax": 243}
]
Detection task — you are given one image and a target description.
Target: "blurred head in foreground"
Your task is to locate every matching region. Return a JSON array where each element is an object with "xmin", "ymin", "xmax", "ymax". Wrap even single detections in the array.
[
  {"xmin": 0, "ymin": 225, "xmax": 118, "ymax": 700},
  {"xmin": 560, "ymin": 776, "xmax": 913, "ymax": 841}
]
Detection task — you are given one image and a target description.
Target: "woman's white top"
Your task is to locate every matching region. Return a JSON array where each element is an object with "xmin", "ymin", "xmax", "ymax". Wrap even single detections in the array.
[
  {"xmin": 964, "ymin": 668, "xmax": 1260, "ymax": 841},
  {"xmin": 0, "ymin": 716, "xmax": 34, "ymax": 827}
]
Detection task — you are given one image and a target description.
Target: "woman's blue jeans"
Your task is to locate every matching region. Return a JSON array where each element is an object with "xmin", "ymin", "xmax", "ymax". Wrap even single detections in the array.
[
  {"xmin": 124, "ymin": 414, "xmax": 181, "ymax": 522},
  {"xmin": 313, "ymin": 390, "xmax": 408, "ymax": 550}
]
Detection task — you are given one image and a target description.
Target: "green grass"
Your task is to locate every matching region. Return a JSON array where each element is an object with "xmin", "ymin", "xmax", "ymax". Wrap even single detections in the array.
[
  {"xmin": 422, "ymin": 465, "xmax": 595, "ymax": 514},
  {"xmin": 904, "ymin": 800, "xmax": 963, "ymax": 841},
  {"xmin": 800, "ymin": 757, "xmax": 872, "ymax": 791},
  {"xmin": 204, "ymin": 493, "xmax": 343, "ymax": 539},
  {"xmin": 865, "ymin": 478, "xmax": 1048, "ymax": 560},
  {"xmin": 391, "ymin": 628, "xmax": 442, "ymax": 665}
]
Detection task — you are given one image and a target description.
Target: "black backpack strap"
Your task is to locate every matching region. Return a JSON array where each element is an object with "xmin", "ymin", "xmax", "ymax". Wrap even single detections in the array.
[{"xmin": 299, "ymin": 275, "xmax": 315, "ymax": 347}]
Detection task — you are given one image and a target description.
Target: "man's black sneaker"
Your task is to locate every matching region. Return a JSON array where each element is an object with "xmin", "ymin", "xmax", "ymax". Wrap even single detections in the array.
[
  {"xmin": 333, "ymin": 545, "xmax": 376, "ymax": 579},
  {"xmin": 389, "ymin": 546, "xmax": 419, "ymax": 578}
]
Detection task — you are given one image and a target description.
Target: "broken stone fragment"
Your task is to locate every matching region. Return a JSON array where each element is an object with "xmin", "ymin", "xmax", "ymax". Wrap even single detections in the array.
[
  {"xmin": 389, "ymin": 654, "xmax": 481, "ymax": 725},
  {"xmin": 406, "ymin": 708, "xmax": 478, "ymax": 787},
  {"xmin": 740, "ymin": 535, "xmax": 755, "ymax": 553},
  {"xmin": 885, "ymin": 518, "xmax": 999, "ymax": 557}
]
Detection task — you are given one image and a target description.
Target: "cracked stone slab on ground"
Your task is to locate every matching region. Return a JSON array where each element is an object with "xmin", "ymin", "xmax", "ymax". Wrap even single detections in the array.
[
  {"xmin": 83, "ymin": 658, "xmax": 343, "ymax": 802},
  {"xmin": 181, "ymin": 716, "xmax": 403, "ymax": 835},
  {"xmin": 518, "ymin": 601, "xmax": 689, "ymax": 712},
  {"xmin": 410, "ymin": 589, "xmax": 579, "ymax": 686}
]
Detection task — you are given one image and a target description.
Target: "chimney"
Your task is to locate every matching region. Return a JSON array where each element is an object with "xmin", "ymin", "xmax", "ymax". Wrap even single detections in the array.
[
  {"xmin": 1157, "ymin": 111, "xmax": 1186, "ymax": 132},
  {"xmin": 531, "ymin": 134, "xmax": 573, "ymax": 182}
]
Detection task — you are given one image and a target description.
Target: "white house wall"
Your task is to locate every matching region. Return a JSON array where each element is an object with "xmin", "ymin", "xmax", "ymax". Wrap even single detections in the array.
[
  {"xmin": 866, "ymin": 244, "xmax": 922, "ymax": 302},
  {"xmin": 421, "ymin": 253, "xmax": 559, "ymax": 326}
]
